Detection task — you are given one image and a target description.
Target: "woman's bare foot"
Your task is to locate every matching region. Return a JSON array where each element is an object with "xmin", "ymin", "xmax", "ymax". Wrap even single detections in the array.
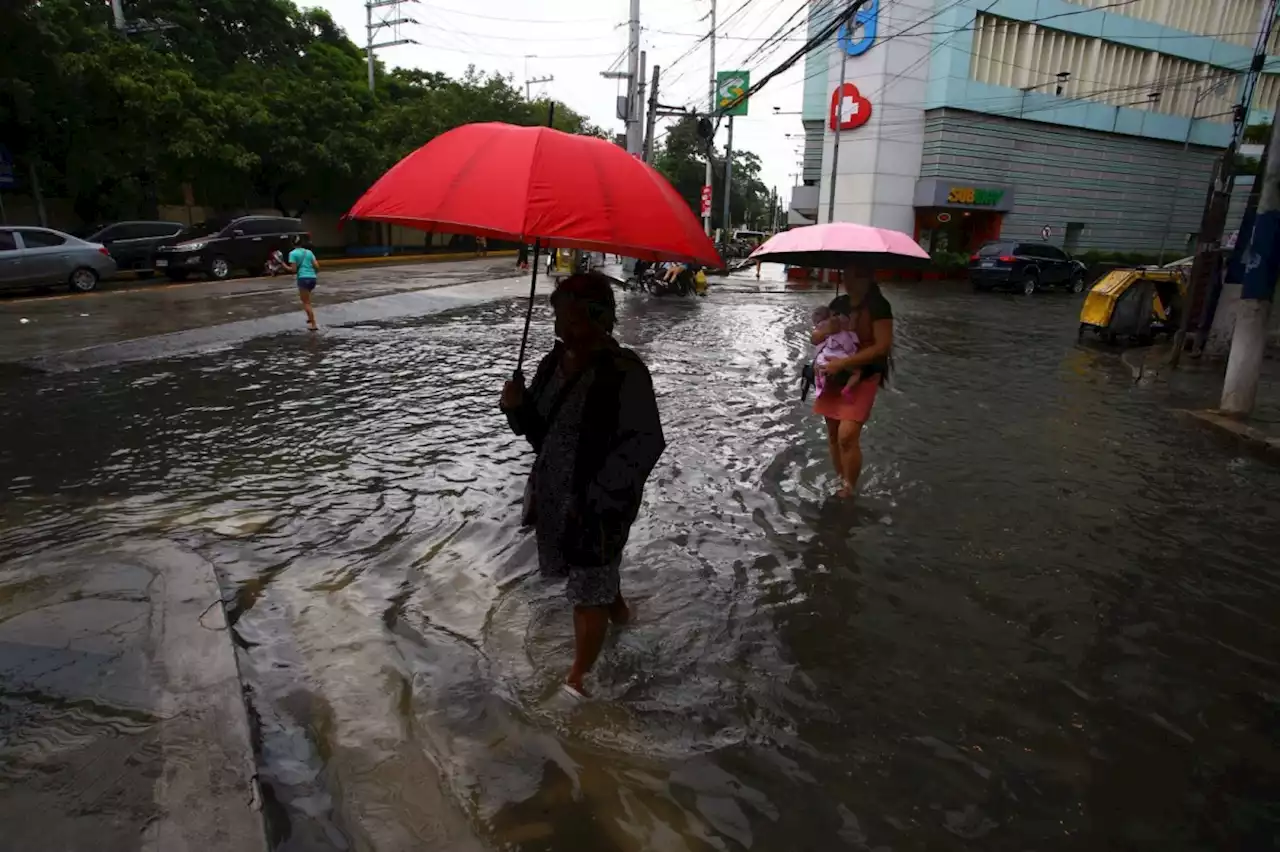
[
  {"xmin": 564, "ymin": 672, "xmax": 589, "ymax": 698},
  {"xmin": 835, "ymin": 484, "xmax": 854, "ymax": 498}
]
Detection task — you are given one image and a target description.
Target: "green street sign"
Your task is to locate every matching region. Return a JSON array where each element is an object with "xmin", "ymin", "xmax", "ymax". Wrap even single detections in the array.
[{"xmin": 716, "ymin": 70, "xmax": 749, "ymax": 117}]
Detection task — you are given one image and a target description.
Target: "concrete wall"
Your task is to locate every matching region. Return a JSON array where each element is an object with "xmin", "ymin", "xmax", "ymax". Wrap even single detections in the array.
[{"xmin": 919, "ymin": 108, "xmax": 1228, "ymax": 251}]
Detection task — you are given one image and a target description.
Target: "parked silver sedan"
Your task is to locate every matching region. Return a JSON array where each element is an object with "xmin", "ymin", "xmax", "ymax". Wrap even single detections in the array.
[{"xmin": 0, "ymin": 226, "xmax": 118, "ymax": 294}]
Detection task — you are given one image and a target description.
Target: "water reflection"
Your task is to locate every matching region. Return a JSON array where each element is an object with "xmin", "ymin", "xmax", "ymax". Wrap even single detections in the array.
[{"xmin": 1, "ymin": 284, "xmax": 1279, "ymax": 850}]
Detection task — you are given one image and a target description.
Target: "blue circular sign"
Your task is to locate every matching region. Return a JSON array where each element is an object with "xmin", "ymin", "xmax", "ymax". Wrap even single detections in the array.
[{"xmin": 837, "ymin": 0, "xmax": 879, "ymax": 57}]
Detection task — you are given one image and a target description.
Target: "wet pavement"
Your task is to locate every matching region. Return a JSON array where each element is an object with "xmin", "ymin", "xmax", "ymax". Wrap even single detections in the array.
[
  {"xmin": 2, "ymin": 272, "xmax": 1280, "ymax": 851},
  {"xmin": 0, "ymin": 258, "xmax": 526, "ymax": 364}
]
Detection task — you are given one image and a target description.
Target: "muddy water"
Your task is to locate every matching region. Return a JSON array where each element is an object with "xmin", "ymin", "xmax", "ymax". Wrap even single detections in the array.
[{"xmin": 2, "ymin": 283, "xmax": 1280, "ymax": 850}]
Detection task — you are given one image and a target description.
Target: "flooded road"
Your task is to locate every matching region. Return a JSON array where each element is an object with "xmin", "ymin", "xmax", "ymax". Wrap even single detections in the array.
[{"xmin": 2, "ymin": 282, "xmax": 1279, "ymax": 850}]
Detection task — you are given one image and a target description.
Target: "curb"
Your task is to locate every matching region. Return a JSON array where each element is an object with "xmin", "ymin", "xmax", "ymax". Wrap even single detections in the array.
[{"xmin": 1180, "ymin": 409, "xmax": 1280, "ymax": 458}]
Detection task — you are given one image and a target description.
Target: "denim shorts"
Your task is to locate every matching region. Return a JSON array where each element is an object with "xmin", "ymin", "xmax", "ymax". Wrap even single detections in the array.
[{"xmin": 297, "ymin": 278, "xmax": 317, "ymax": 292}]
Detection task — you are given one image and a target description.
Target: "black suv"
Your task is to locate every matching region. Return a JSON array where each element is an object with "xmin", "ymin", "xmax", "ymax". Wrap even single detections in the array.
[
  {"xmin": 969, "ymin": 240, "xmax": 1086, "ymax": 295},
  {"xmin": 87, "ymin": 221, "xmax": 185, "ymax": 272},
  {"xmin": 152, "ymin": 215, "xmax": 308, "ymax": 281}
]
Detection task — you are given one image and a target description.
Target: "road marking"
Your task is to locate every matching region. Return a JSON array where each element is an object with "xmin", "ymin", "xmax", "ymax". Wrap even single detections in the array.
[
  {"xmin": 217, "ymin": 288, "xmax": 290, "ymax": 299},
  {"xmin": 1, "ymin": 280, "xmax": 206, "ymax": 305}
]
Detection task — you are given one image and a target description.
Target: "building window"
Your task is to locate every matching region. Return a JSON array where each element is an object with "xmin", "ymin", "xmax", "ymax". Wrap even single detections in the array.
[
  {"xmin": 1060, "ymin": 0, "xmax": 1268, "ymax": 49},
  {"xmin": 968, "ymin": 13, "xmax": 1242, "ymax": 121}
]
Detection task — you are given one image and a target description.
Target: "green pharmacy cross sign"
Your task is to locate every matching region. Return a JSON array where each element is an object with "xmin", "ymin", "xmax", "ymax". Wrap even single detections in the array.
[{"xmin": 716, "ymin": 70, "xmax": 749, "ymax": 117}]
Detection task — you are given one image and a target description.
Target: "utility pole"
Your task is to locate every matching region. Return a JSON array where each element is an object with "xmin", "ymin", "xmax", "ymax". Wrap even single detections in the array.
[
  {"xmin": 525, "ymin": 75, "xmax": 553, "ymax": 102},
  {"xmin": 635, "ymin": 51, "xmax": 647, "ymax": 155},
  {"xmin": 1171, "ymin": 0, "xmax": 1276, "ymax": 364},
  {"xmin": 365, "ymin": 0, "xmax": 418, "ymax": 93},
  {"xmin": 721, "ymin": 116, "xmax": 735, "ymax": 236},
  {"xmin": 643, "ymin": 64, "xmax": 660, "ymax": 163},
  {"xmin": 703, "ymin": 0, "xmax": 716, "ymax": 236},
  {"xmin": 1220, "ymin": 116, "xmax": 1280, "ymax": 415},
  {"xmin": 827, "ymin": 0, "xmax": 866, "ymax": 223},
  {"xmin": 623, "ymin": 0, "xmax": 643, "ymax": 156},
  {"xmin": 110, "ymin": 0, "xmax": 126, "ymax": 29}
]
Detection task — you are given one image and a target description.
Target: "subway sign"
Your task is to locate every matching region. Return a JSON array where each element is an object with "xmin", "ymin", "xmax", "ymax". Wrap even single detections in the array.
[{"xmin": 947, "ymin": 186, "xmax": 1005, "ymax": 206}]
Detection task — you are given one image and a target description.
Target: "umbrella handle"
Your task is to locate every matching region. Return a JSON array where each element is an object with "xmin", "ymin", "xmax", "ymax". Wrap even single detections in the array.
[{"xmin": 514, "ymin": 238, "xmax": 542, "ymax": 378}]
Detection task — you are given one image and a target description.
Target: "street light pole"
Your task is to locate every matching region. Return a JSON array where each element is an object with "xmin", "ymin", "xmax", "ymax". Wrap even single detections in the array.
[
  {"xmin": 703, "ymin": 0, "xmax": 717, "ymax": 236},
  {"xmin": 826, "ymin": 3, "xmax": 859, "ymax": 223},
  {"xmin": 721, "ymin": 116, "xmax": 734, "ymax": 236},
  {"xmin": 1171, "ymin": 0, "xmax": 1277, "ymax": 365},
  {"xmin": 1158, "ymin": 80, "xmax": 1232, "ymax": 264}
]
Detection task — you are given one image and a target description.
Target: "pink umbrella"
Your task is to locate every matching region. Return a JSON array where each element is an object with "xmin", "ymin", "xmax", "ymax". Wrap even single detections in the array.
[{"xmin": 749, "ymin": 222, "xmax": 930, "ymax": 269}]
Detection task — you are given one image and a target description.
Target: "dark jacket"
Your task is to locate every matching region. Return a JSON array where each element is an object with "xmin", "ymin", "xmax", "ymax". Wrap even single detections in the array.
[{"xmin": 504, "ymin": 341, "xmax": 666, "ymax": 567}]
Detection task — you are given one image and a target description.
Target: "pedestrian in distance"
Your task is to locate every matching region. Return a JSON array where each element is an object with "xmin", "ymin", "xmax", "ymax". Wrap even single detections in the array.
[
  {"xmin": 517, "ymin": 242, "xmax": 530, "ymax": 270},
  {"xmin": 500, "ymin": 272, "xmax": 665, "ymax": 699},
  {"xmin": 476, "ymin": 235, "xmax": 488, "ymax": 257},
  {"xmin": 284, "ymin": 236, "xmax": 320, "ymax": 331}
]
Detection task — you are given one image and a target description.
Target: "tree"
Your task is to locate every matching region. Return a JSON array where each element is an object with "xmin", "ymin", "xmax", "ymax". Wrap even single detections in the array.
[
  {"xmin": 0, "ymin": 0, "xmax": 606, "ymax": 225},
  {"xmin": 654, "ymin": 115, "xmax": 771, "ymax": 232}
]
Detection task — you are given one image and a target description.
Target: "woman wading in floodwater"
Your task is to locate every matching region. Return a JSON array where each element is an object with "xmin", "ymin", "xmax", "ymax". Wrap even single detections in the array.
[
  {"xmin": 811, "ymin": 266, "xmax": 894, "ymax": 497},
  {"xmin": 500, "ymin": 273, "xmax": 666, "ymax": 698}
]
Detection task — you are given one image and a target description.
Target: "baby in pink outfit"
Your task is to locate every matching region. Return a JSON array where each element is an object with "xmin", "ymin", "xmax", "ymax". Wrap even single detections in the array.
[{"xmin": 812, "ymin": 306, "xmax": 863, "ymax": 398}]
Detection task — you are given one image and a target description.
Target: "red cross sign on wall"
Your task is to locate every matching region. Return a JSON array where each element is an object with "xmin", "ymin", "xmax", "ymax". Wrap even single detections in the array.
[{"xmin": 829, "ymin": 82, "xmax": 872, "ymax": 132}]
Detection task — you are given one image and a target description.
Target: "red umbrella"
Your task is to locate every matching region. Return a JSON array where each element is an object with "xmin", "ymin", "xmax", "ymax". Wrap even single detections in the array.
[
  {"xmin": 347, "ymin": 122, "xmax": 719, "ymax": 266},
  {"xmin": 346, "ymin": 121, "xmax": 721, "ymax": 373}
]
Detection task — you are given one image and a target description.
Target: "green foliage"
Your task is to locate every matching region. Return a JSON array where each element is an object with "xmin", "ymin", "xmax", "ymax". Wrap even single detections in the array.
[
  {"xmin": 929, "ymin": 250, "xmax": 970, "ymax": 274},
  {"xmin": 0, "ymin": 0, "xmax": 604, "ymax": 223},
  {"xmin": 654, "ymin": 115, "xmax": 773, "ymax": 231},
  {"xmin": 1235, "ymin": 155, "xmax": 1262, "ymax": 176},
  {"xmin": 1243, "ymin": 123, "xmax": 1273, "ymax": 145}
]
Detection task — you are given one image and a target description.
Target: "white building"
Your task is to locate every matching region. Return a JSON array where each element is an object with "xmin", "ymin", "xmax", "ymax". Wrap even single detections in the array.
[{"xmin": 790, "ymin": 0, "xmax": 1280, "ymax": 256}]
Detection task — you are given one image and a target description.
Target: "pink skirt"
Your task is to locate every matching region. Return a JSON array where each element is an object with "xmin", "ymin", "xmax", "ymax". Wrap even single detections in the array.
[{"xmin": 813, "ymin": 375, "xmax": 880, "ymax": 423}]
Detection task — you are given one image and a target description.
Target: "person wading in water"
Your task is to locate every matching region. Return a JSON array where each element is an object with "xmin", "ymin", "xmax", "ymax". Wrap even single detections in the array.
[
  {"xmin": 499, "ymin": 272, "xmax": 666, "ymax": 698},
  {"xmin": 284, "ymin": 237, "xmax": 320, "ymax": 331},
  {"xmin": 811, "ymin": 265, "xmax": 894, "ymax": 497}
]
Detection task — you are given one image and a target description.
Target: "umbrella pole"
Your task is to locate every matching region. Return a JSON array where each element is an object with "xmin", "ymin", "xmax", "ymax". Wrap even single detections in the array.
[
  {"xmin": 514, "ymin": 101, "xmax": 558, "ymax": 380},
  {"xmin": 515, "ymin": 238, "xmax": 542, "ymax": 379}
]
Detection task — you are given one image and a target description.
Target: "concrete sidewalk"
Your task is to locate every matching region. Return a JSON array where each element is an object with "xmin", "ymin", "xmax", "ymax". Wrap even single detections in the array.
[
  {"xmin": 1180, "ymin": 354, "xmax": 1280, "ymax": 459},
  {"xmin": 0, "ymin": 541, "xmax": 267, "ymax": 852}
]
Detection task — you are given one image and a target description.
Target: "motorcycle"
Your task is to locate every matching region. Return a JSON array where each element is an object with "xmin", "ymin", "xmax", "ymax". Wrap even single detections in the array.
[{"xmin": 645, "ymin": 264, "xmax": 698, "ymax": 297}]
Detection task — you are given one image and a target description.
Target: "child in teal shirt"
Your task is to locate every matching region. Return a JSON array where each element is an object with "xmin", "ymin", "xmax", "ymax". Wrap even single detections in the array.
[{"xmin": 285, "ymin": 239, "xmax": 320, "ymax": 330}]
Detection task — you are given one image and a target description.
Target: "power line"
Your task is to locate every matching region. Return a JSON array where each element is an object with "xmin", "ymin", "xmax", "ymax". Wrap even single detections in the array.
[
  {"xmin": 798, "ymin": 65, "xmax": 1253, "ymax": 148},
  {"xmin": 646, "ymin": 26, "xmax": 1271, "ymax": 43},
  {"xmin": 412, "ymin": 39, "xmax": 619, "ymax": 59},
  {"xmin": 425, "ymin": 5, "xmax": 621, "ymax": 42},
  {"xmin": 661, "ymin": 0, "xmax": 814, "ymax": 105},
  {"xmin": 416, "ymin": 2, "xmax": 616, "ymax": 24},
  {"xmin": 755, "ymin": 0, "xmax": 1145, "ymax": 105},
  {"xmin": 663, "ymin": 0, "xmax": 805, "ymax": 90},
  {"xmin": 769, "ymin": 0, "xmax": 1243, "ymax": 111}
]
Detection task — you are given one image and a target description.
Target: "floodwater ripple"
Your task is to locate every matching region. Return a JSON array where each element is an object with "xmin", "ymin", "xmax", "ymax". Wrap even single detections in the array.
[{"xmin": 1, "ymin": 285, "xmax": 1279, "ymax": 851}]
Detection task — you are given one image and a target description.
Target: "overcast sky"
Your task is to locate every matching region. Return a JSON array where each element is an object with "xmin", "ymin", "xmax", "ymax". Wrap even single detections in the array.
[{"xmin": 312, "ymin": 0, "xmax": 813, "ymax": 198}]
